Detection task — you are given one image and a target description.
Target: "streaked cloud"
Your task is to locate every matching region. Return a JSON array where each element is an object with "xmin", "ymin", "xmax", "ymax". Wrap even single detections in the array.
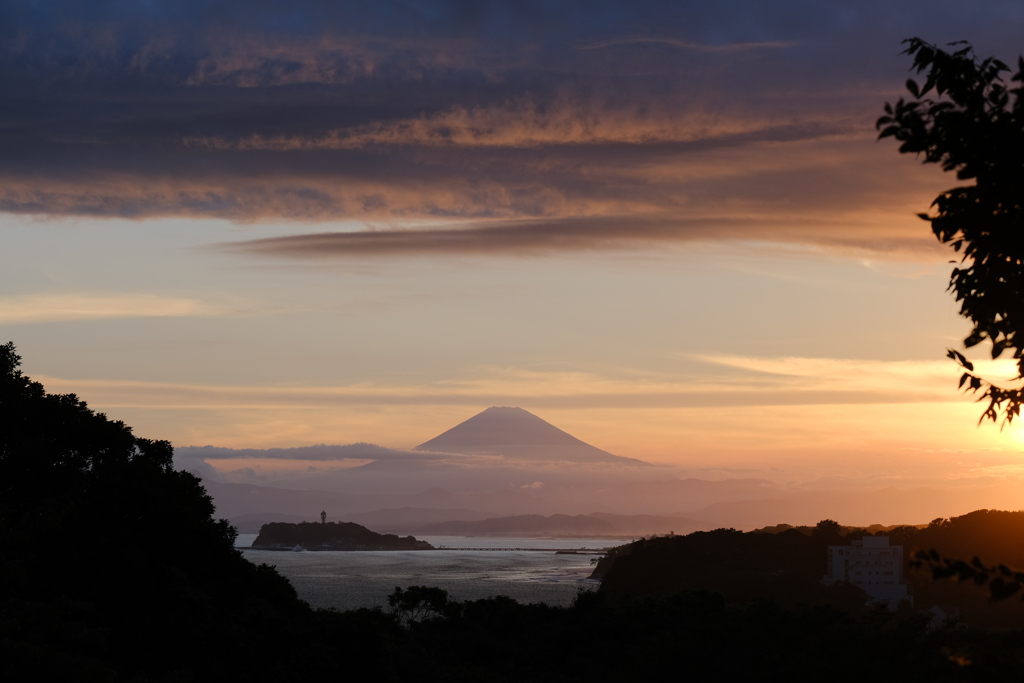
[
  {"xmin": 183, "ymin": 38, "xmax": 435, "ymax": 88},
  {"xmin": 178, "ymin": 443, "xmax": 435, "ymax": 461},
  {"xmin": 192, "ymin": 99, "xmax": 818, "ymax": 150},
  {"xmin": 35, "ymin": 355, "xmax": 970, "ymax": 413},
  {"xmin": 3, "ymin": 1, "xmax": 1019, "ymax": 257},
  {"xmin": 576, "ymin": 37, "xmax": 799, "ymax": 53},
  {"xmin": 0, "ymin": 292, "xmax": 218, "ymax": 324},
  {"xmin": 695, "ymin": 354, "xmax": 1023, "ymax": 395},
  {"xmin": 223, "ymin": 213, "xmax": 944, "ymax": 260}
]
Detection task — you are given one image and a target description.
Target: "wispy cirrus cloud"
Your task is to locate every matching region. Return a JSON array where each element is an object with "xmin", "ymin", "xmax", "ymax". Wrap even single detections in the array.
[
  {"xmin": 0, "ymin": 292, "xmax": 219, "ymax": 324},
  {"xmin": 178, "ymin": 443, "xmax": 434, "ymax": 461},
  {"xmin": 35, "ymin": 357, "xmax": 969, "ymax": 412},
  {"xmin": 576, "ymin": 36, "xmax": 799, "ymax": 53},
  {"xmin": 694, "ymin": 354, "xmax": 1023, "ymax": 396}
]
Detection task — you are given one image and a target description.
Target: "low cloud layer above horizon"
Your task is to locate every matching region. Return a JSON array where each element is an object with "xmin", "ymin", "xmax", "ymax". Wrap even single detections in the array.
[
  {"xmin": 4, "ymin": 1, "xmax": 1022, "ymax": 256},
  {"xmin": 179, "ymin": 443, "xmax": 431, "ymax": 462}
]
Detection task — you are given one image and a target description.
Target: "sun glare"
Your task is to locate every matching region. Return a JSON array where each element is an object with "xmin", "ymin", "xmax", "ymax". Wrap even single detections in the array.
[{"xmin": 1004, "ymin": 421, "xmax": 1024, "ymax": 448}]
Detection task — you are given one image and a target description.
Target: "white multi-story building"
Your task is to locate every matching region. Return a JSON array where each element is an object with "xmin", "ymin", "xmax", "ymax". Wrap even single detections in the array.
[{"xmin": 822, "ymin": 536, "xmax": 910, "ymax": 609}]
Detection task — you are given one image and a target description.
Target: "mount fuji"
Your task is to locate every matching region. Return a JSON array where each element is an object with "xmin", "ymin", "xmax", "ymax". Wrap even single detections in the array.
[{"xmin": 415, "ymin": 406, "xmax": 648, "ymax": 466}]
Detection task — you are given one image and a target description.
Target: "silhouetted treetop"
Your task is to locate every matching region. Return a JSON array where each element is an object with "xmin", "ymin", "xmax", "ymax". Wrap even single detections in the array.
[
  {"xmin": 0, "ymin": 342, "xmax": 303, "ymax": 679},
  {"xmin": 878, "ymin": 38, "xmax": 1024, "ymax": 425}
]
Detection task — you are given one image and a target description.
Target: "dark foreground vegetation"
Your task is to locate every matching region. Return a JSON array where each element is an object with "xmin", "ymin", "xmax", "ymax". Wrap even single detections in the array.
[
  {"xmin": 878, "ymin": 38, "xmax": 1024, "ymax": 425},
  {"xmin": 6, "ymin": 340, "xmax": 1024, "ymax": 681},
  {"xmin": 595, "ymin": 513, "xmax": 1024, "ymax": 629}
]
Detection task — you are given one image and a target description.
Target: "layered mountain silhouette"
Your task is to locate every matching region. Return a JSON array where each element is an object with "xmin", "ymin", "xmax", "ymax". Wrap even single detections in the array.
[{"xmin": 415, "ymin": 406, "xmax": 647, "ymax": 465}]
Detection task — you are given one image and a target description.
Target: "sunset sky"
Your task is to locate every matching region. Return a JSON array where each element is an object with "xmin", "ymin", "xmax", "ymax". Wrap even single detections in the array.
[{"xmin": 4, "ymin": 1, "xmax": 1024, "ymax": 492}]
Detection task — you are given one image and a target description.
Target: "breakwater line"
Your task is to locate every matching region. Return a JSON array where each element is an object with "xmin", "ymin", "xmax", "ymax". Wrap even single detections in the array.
[{"xmin": 435, "ymin": 547, "xmax": 608, "ymax": 553}]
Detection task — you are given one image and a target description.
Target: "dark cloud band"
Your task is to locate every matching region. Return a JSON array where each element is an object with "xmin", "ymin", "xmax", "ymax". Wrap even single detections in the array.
[
  {"xmin": 2, "ymin": 1, "xmax": 1022, "ymax": 255},
  {"xmin": 222, "ymin": 215, "xmax": 940, "ymax": 259}
]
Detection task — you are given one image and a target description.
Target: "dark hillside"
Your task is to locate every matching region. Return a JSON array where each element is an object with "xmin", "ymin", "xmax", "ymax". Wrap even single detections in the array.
[
  {"xmin": 595, "ymin": 525, "xmax": 868, "ymax": 611},
  {"xmin": 595, "ymin": 512, "xmax": 1024, "ymax": 628}
]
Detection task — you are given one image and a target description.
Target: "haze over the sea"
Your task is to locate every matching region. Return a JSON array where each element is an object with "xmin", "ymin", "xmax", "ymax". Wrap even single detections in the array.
[{"xmin": 3, "ymin": 1, "xmax": 1024, "ymax": 522}]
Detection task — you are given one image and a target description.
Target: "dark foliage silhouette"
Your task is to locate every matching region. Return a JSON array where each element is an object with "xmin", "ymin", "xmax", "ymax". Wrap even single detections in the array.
[
  {"xmin": 878, "ymin": 38, "xmax": 1024, "ymax": 426},
  {"xmin": 593, "ymin": 512, "xmax": 1024, "ymax": 628},
  {"xmin": 878, "ymin": 39, "xmax": 1024, "ymax": 602},
  {"xmin": 0, "ymin": 342, "xmax": 319, "ymax": 680},
  {"xmin": 388, "ymin": 585, "xmax": 459, "ymax": 626},
  {"xmin": 905, "ymin": 510, "xmax": 1024, "ymax": 609},
  {"xmin": 594, "ymin": 525, "xmax": 869, "ymax": 612}
]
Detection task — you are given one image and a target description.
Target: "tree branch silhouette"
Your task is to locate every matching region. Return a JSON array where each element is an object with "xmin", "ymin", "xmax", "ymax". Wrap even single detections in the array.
[{"xmin": 878, "ymin": 38, "xmax": 1024, "ymax": 427}]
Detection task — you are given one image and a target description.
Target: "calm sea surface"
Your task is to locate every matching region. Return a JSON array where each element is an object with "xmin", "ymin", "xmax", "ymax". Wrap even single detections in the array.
[{"xmin": 236, "ymin": 534, "xmax": 627, "ymax": 611}]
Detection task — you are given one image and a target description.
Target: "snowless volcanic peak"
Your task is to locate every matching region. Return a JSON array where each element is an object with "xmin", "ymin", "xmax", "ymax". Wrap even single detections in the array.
[{"xmin": 414, "ymin": 406, "xmax": 647, "ymax": 465}]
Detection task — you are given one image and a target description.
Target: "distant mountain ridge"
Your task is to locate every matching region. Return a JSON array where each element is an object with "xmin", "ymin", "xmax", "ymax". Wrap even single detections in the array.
[{"xmin": 415, "ymin": 406, "xmax": 647, "ymax": 465}]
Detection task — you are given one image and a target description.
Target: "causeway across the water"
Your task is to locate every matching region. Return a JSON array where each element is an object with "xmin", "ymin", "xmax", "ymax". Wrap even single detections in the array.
[{"xmin": 435, "ymin": 547, "xmax": 609, "ymax": 553}]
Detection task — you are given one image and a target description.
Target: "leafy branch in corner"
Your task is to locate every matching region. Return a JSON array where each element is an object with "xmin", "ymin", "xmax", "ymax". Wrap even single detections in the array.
[
  {"xmin": 878, "ymin": 38, "xmax": 1024, "ymax": 426},
  {"xmin": 912, "ymin": 549, "xmax": 1024, "ymax": 601}
]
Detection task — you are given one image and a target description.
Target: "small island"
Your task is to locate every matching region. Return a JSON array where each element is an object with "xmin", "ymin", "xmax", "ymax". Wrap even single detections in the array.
[{"xmin": 251, "ymin": 521, "xmax": 435, "ymax": 551}]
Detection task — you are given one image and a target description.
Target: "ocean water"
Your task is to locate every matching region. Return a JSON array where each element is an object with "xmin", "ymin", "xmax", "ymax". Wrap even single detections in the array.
[{"xmin": 236, "ymin": 534, "xmax": 626, "ymax": 611}]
